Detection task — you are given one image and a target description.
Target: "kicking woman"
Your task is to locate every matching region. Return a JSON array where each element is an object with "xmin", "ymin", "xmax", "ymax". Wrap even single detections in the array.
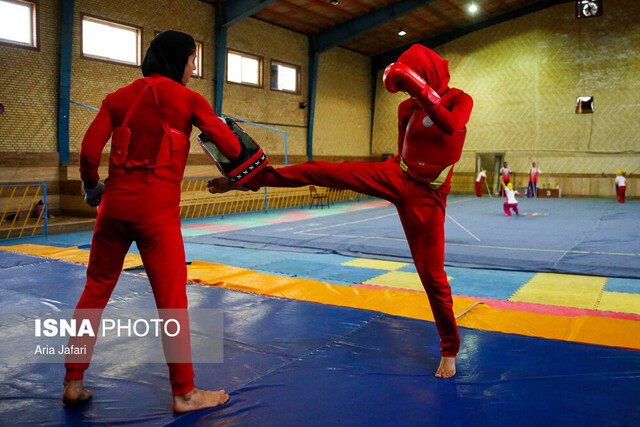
[{"xmin": 209, "ymin": 44, "xmax": 473, "ymax": 378}]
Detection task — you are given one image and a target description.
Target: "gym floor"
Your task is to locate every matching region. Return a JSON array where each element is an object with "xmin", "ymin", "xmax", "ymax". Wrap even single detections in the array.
[{"xmin": 1, "ymin": 196, "xmax": 638, "ymax": 425}]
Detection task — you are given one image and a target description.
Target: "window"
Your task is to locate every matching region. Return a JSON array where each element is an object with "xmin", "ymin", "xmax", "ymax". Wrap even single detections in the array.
[
  {"xmin": 270, "ymin": 60, "xmax": 300, "ymax": 94},
  {"xmin": 0, "ymin": 0, "xmax": 37, "ymax": 49},
  {"xmin": 227, "ymin": 50, "xmax": 262, "ymax": 87},
  {"xmin": 193, "ymin": 41, "xmax": 202, "ymax": 77},
  {"xmin": 82, "ymin": 15, "xmax": 141, "ymax": 66}
]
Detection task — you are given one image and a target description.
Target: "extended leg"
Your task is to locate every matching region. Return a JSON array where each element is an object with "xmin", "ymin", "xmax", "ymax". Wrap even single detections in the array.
[{"xmin": 239, "ymin": 158, "xmax": 407, "ymax": 204}]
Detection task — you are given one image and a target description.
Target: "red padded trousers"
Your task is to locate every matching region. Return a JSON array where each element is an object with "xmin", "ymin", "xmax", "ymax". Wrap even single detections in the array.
[
  {"xmin": 248, "ymin": 156, "xmax": 460, "ymax": 356},
  {"xmin": 64, "ymin": 213, "xmax": 195, "ymax": 396}
]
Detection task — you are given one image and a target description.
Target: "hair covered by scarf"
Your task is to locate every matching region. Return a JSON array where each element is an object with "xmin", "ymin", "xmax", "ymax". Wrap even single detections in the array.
[
  {"xmin": 141, "ymin": 30, "xmax": 196, "ymax": 84},
  {"xmin": 397, "ymin": 44, "xmax": 450, "ymax": 95}
]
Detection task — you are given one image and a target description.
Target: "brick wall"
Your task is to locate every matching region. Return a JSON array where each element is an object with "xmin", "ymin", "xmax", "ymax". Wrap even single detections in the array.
[
  {"xmin": 4, "ymin": 1, "xmax": 636, "ymax": 204},
  {"xmin": 0, "ymin": 0, "xmax": 61, "ymax": 153},
  {"xmin": 372, "ymin": 0, "xmax": 640, "ymax": 197},
  {"xmin": 314, "ymin": 47, "xmax": 372, "ymax": 157},
  {"xmin": 69, "ymin": 0, "xmax": 215, "ymax": 154},
  {"xmin": 224, "ymin": 17, "xmax": 309, "ymax": 157}
]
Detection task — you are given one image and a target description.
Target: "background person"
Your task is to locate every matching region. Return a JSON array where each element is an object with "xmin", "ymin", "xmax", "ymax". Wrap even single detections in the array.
[
  {"xmin": 475, "ymin": 169, "xmax": 486, "ymax": 197},
  {"xmin": 527, "ymin": 162, "xmax": 541, "ymax": 198},
  {"xmin": 499, "ymin": 161, "xmax": 511, "ymax": 196},
  {"xmin": 502, "ymin": 182, "xmax": 520, "ymax": 216},
  {"xmin": 616, "ymin": 170, "xmax": 627, "ymax": 203}
]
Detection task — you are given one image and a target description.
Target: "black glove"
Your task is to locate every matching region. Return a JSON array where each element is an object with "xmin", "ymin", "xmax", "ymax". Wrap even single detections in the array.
[{"xmin": 84, "ymin": 182, "xmax": 104, "ymax": 207}]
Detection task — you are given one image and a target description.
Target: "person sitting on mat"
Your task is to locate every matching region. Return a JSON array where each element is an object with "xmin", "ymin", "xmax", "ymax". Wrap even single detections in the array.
[
  {"xmin": 64, "ymin": 31, "xmax": 240, "ymax": 412},
  {"xmin": 502, "ymin": 182, "xmax": 520, "ymax": 216},
  {"xmin": 208, "ymin": 44, "xmax": 473, "ymax": 379}
]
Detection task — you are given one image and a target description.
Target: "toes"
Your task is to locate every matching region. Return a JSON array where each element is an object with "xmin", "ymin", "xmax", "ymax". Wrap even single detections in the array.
[{"xmin": 217, "ymin": 390, "xmax": 229, "ymax": 404}]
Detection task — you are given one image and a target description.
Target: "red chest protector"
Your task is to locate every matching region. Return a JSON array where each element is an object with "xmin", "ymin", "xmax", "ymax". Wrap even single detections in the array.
[{"xmin": 109, "ymin": 80, "xmax": 189, "ymax": 183}]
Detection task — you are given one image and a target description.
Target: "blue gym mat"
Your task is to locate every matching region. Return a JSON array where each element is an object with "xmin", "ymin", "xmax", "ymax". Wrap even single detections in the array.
[
  {"xmin": 1, "ymin": 252, "xmax": 639, "ymax": 425},
  {"xmin": 185, "ymin": 197, "xmax": 640, "ymax": 278}
]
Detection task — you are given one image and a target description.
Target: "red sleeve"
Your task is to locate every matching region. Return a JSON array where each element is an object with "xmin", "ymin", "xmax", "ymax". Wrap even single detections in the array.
[
  {"xmin": 397, "ymin": 98, "xmax": 413, "ymax": 154},
  {"xmin": 428, "ymin": 91, "xmax": 473, "ymax": 136},
  {"xmin": 191, "ymin": 93, "xmax": 241, "ymax": 159},
  {"xmin": 79, "ymin": 96, "xmax": 114, "ymax": 187}
]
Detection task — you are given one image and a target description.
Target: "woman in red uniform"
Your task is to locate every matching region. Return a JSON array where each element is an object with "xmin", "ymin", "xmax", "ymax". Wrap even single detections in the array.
[
  {"xmin": 210, "ymin": 44, "xmax": 473, "ymax": 378},
  {"xmin": 63, "ymin": 31, "xmax": 241, "ymax": 412}
]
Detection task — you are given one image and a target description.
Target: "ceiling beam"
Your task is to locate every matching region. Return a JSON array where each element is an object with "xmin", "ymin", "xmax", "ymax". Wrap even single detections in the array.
[
  {"xmin": 279, "ymin": 0, "xmax": 336, "ymax": 27},
  {"xmin": 310, "ymin": 0, "xmax": 437, "ymax": 53},
  {"xmin": 407, "ymin": 10, "xmax": 441, "ymax": 32},
  {"xmin": 372, "ymin": 0, "xmax": 572, "ymax": 70},
  {"xmin": 219, "ymin": 0, "xmax": 279, "ymax": 27},
  {"xmin": 339, "ymin": 0, "xmax": 372, "ymax": 13},
  {"xmin": 257, "ymin": 7, "xmax": 322, "ymax": 33},
  {"xmin": 306, "ymin": 0, "xmax": 355, "ymax": 19},
  {"xmin": 424, "ymin": 4, "xmax": 458, "ymax": 27}
]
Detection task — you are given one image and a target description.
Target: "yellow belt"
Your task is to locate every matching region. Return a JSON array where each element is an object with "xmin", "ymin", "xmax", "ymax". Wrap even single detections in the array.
[{"xmin": 398, "ymin": 157, "xmax": 453, "ymax": 190}]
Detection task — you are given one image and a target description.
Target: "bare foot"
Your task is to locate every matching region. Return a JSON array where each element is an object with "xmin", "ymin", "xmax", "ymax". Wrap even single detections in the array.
[
  {"xmin": 62, "ymin": 379, "xmax": 92, "ymax": 405},
  {"xmin": 207, "ymin": 177, "xmax": 249, "ymax": 194},
  {"xmin": 435, "ymin": 356, "xmax": 456, "ymax": 378},
  {"xmin": 172, "ymin": 388, "xmax": 229, "ymax": 413}
]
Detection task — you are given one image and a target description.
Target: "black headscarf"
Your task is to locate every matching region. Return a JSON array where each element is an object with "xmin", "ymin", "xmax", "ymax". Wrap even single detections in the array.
[{"xmin": 141, "ymin": 30, "xmax": 196, "ymax": 84}]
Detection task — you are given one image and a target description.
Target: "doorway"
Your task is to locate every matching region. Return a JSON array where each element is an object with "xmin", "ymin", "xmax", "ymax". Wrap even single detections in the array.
[{"xmin": 476, "ymin": 153, "xmax": 504, "ymax": 196}]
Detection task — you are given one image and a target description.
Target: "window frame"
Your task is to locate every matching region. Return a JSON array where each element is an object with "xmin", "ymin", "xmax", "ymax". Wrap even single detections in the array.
[
  {"xmin": 226, "ymin": 49, "xmax": 264, "ymax": 89},
  {"xmin": 80, "ymin": 13, "xmax": 143, "ymax": 68},
  {"xmin": 269, "ymin": 59, "xmax": 301, "ymax": 95},
  {"xmin": 0, "ymin": 0, "xmax": 39, "ymax": 51},
  {"xmin": 192, "ymin": 40, "xmax": 203, "ymax": 78}
]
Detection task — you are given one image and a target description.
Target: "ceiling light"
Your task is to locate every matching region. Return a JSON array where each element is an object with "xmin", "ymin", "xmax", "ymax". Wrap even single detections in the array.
[
  {"xmin": 330, "ymin": 0, "xmax": 339, "ymax": 5},
  {"xmin": 398, "ymin": 29, "xmax": 407, "ymax": 36},
  {"xmin": 468, "ymin": 3, "xmax": 478, "ymax": 14}
]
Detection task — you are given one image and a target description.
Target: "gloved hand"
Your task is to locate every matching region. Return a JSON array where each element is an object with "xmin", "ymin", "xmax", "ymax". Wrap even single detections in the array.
[
  {"xmin": 383, "ymin": 62, "xmax": 441, "ymax": 107},
  {"xmin": 84, "ymin": 182, "xmax": 104, "ymax": 207}
]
